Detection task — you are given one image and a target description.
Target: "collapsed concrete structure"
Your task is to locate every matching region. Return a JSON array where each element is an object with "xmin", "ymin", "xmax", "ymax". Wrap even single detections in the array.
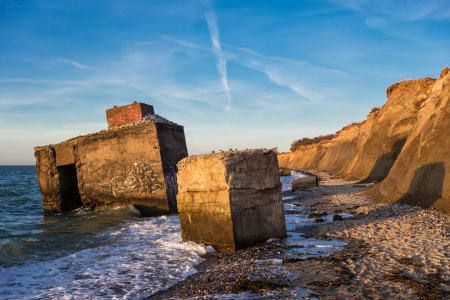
[
  {"xmin": 34, "ymin": 102, "xmax": 188, "ymax": 215},
  {"xmin": 177, "ymin": 149, "xmax": 287, "ymax": 253}
]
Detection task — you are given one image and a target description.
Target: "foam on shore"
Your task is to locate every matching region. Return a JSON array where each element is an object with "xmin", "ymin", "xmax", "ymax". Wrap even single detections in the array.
[{"xmin": 0, "ymin": 215, "xmax": 214, "ymax": 299}]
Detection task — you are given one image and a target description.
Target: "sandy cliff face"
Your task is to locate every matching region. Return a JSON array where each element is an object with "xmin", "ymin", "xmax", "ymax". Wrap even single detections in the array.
[
  {"xmin": 277, "ymin": 153, "xmax": 291, "ymax": 168},
  {"xmin": 287, "ymin": 75, "xmax": 436, "ymax": 182},
  {"xmin": 368, "ymin": 67, "xmax": 450, "ymax": 212},
  {"xmin": 284, "ymin": 66, "xmax": 450, "ymax": 212}
]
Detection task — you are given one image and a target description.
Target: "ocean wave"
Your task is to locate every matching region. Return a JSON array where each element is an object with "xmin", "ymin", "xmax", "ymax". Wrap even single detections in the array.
[{"xmin": 0, "ymin": 215, "xmax": 214, "ymax": 299}]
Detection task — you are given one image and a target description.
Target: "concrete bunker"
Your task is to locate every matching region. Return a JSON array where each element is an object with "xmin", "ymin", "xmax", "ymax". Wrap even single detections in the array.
[
  {"xmin": 35, "ymin": 102, "xmax": 188, "ymax": 215},
  {"xmin": 176, "ymin": 149, "xmax": 287, "ymax": 253}
]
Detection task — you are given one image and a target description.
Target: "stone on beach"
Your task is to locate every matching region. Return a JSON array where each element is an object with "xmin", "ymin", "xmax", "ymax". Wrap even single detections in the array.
[
  {"xmin": 176, "ymin": 149, "xmax": 287, "ymax": 253},
  {"xmin": 291, "ymin": 176, "xmax": 319, "ymax": 190},
  {"xmin": 279, "ymin": 167, "xmax": 292, "ymax": 176}
]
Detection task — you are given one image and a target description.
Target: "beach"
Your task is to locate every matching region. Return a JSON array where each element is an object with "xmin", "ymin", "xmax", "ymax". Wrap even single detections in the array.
[
  {"xmin": 3, "ymin": 167, "xmax": 450, "ymax": 299},
  {"xmin": 153, "ymin": 172, "xmax": 450, "ymax": 299}
]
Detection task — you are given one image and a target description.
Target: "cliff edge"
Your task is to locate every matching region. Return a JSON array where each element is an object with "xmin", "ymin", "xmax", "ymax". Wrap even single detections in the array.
[
  {"xmin": 368, "ymin": 67, "xmax": 450, "ymax": 212},
  {"xmin": 284, "ymin": 66, "xmax": 450, "ymax": 213}
]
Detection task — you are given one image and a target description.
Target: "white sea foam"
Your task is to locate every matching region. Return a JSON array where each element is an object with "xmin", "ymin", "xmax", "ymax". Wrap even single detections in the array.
[
  {"xmin": 0, "ymin": 215, "xmax": 213, "ymax": 299},
  {"xmin": 285, "ymin": 232, "xmax": 347, "ymax": 257},
  {"xmin": 1, "ymin": 168, "xmax": 348, "ymax": 299},
  {"xmin": 283, "ymin": 202, "xmax": 305, "ymax": 211},
  {"xmin": 285, "ymin": 213, "xmax": 352, "ymax": 231},
  {"xmin": 128, "ymin": 205, "xmax": 142, "ymax": 215}
]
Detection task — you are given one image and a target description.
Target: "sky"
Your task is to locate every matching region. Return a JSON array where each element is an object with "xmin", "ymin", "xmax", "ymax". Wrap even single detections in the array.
[{"xmin": 0, "ymin": 0, "xmax": 449, "ymax": 165}]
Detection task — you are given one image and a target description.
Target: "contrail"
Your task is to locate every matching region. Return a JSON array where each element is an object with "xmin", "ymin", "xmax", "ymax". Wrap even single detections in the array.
[{"xmin": 204, "ymin": 9, "xmax": 231, "ymax": 125}]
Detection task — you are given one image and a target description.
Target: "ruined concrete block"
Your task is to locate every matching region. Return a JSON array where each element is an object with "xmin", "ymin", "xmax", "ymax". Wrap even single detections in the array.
[
  {"xmin": 106, "ymin": 102, "xmax": 154, "ymax": 129},
  {"xmin": 177, "ymin": 149, "xmax": 286, "ymax": 253},
  {"xmin": 35, "ymin": 104, "xmax": 187, "ymax": 215},
  {"xmin": 177, "ymin": 149, "xmax": 281, "ymax": 193},
  {"xmin": 292, "ymin": 176, "xmax": 319, "ymax": 190}
]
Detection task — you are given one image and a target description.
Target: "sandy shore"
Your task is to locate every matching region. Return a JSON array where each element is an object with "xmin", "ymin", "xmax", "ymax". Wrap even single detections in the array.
[{"xmin": 151, "ymin": 172, "xmax": 450, "ymax": 299}]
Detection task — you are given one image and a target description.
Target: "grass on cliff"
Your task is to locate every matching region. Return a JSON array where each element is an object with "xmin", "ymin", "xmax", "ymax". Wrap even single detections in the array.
[{"xmin": 290, "ymin": 134, "xmax": 335, "ymax": 151}]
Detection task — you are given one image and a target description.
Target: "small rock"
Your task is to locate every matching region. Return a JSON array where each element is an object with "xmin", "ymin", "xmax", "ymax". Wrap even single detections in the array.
[
  {"xmin": 280, "ymin": 168, "xmax": 292, "ymax": 176},
  {"xmin": 333, "ymin": 214, "xmax": 343, "ymax": 221}
]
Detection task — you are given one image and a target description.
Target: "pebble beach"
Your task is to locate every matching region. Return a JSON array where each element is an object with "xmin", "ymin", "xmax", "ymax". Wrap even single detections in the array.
[{"xmin": 152, "ymin": 172, "xmax": 450, "ymax": 299}]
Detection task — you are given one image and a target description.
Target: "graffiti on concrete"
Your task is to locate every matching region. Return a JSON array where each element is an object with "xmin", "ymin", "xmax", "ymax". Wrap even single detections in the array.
[{"xmin": 111, "ymin": 163, "xmax": 163, "ymax": 197}]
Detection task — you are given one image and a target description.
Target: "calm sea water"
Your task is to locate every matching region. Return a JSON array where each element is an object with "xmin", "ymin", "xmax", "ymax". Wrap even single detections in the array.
[{"xmin": 0, "ymin": 166, "xmax": 343, "ymax": 299}]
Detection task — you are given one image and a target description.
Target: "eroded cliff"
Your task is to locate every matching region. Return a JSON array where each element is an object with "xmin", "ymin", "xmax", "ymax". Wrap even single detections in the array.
[
  {"xmin": 368, "ymin": 67, "xmax": 450, "ymax": 212},
  {"xmin": 283, "ymin": 66, "xmax": 450, "ymax": 212}
]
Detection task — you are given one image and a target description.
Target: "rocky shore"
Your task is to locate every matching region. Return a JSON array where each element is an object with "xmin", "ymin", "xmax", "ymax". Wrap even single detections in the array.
[{"xmin": 150, "ymin": 172, "xmax": 450, "ymax": 300}]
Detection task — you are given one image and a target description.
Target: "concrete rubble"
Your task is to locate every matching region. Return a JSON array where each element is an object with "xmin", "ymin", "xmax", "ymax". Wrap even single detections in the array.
[
  {"xmin": 292, "ymin": 176, "xmax": 319, "ymax": 190},
  {"xmin": 176, "ymin": 149, "xmax": 287, "ymax": 253}
]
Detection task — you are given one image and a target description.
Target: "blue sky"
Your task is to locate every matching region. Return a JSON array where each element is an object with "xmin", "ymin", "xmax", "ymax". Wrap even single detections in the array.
[{"xmin": 1, "ymin": 0, "xmax": 449, "ymax": 165}]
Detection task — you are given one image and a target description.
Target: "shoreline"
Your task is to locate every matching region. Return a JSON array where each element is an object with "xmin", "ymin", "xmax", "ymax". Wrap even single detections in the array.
[{"xmin": 151, "ymin": 172, "xmax": 450, "ymax": 299}]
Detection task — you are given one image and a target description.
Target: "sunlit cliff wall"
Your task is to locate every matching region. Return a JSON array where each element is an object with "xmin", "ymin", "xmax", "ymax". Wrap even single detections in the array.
[{"xmin": 282, "ymin": 67, "xmax": 450, "ymax": 212}]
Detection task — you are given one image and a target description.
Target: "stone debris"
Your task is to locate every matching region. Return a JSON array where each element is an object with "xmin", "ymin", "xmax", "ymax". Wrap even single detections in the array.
[
  {"xmin": 155, "ymin": 171, "xmax": 450, "ymax": 299},
  {"xmin": 152, "ymin": 241, "xmax": 298, "ymax": 299},
  {"xmin": 114, "ymin": 113, "xmax": 179, "ymax": 129}
]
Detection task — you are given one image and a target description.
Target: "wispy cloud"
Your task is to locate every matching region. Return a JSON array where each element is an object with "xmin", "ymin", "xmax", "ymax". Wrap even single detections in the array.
[
  {"xmin": 0, "ymin": 43, "xmax": 234, "ymax": 114},
  {"xmin": 58, "ymin": 58, "xmax": 90, "ymax": 69},
  {"xmin": 157, "ymin": 33, "xmax": 357, "ymax": 104},
  {"xmin": 204, "ymin": 7, "xmax": 232, "ymax": 125},
  {"xmin": 153, "ymin": 80, "xmax": 230, "ymax": 109},
  {"xmin": 159, "ymin": 35, "xmax": 210, "ymax": 51},
  {"xmin": 228, "ymin": 46, "xmax": 356, "ymax": 102},
  {"xmin": 327, "ymin": 0, "xmax": 450, "ymax": 25}
]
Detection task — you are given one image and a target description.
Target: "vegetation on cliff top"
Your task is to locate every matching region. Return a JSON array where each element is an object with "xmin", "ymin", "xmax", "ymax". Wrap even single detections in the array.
[{"xmin": 290, "ymin": 134, "xmax": 335, "ymax": 151}]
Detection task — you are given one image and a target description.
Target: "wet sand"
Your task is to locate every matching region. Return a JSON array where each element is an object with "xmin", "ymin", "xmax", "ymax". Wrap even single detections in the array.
[{"xmin": 151, "ymin": 172, "xmax": 450, "ymax": 299}]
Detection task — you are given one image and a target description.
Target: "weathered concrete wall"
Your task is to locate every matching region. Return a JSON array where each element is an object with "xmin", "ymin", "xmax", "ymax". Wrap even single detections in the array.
[
  {"xmin": 35, "ymin": 147, "xmax": 63, "ymax": 212},
  {"xmin": 35, "ymin": 121, "xmax": 187, "ymax": 215},
  {"xmin": 106, "ymin": 102, "xmax": 154, "ymax": 129},
  {"xmin": 76, "ymin": 124, "xmax": 168, "ymax": 213},
  {"xmin": 177, "ymin": 149, "xmax": 286, "ymax": 253}
]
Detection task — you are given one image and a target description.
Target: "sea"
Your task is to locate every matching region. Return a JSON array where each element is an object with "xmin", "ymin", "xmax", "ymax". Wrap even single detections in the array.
[{"xmin": 0, "ymin": 166, "xmax": 346, "ymax": 299}]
